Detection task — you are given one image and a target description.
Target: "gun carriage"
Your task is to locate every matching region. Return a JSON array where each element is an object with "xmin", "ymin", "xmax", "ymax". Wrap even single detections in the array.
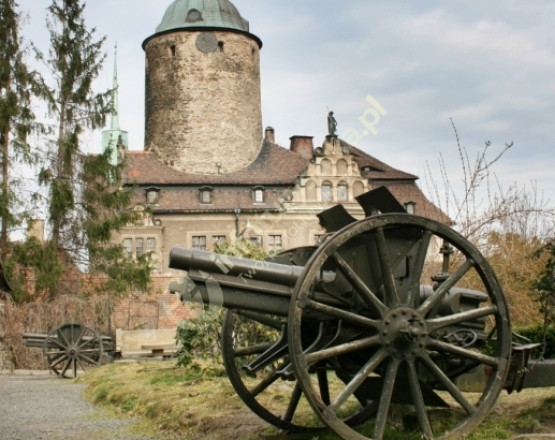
[
  {"xmin": 23, "ymin": 323, "xmax": 113, "ymax": 378},
  {"xmin": 170, "ymin": 187, "xmax": 553, "ymax": 440}
]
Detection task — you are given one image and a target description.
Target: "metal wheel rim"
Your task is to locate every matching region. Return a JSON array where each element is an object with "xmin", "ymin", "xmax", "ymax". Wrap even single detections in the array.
[{"xmin": 288, "ymin": 214, "xmax": 512, "ymax": 440}]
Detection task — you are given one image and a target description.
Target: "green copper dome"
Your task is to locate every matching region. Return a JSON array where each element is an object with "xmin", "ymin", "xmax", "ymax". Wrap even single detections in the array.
[{"xmin": 156, "ymin": 0, "xmax": 250, "ymax": 33}]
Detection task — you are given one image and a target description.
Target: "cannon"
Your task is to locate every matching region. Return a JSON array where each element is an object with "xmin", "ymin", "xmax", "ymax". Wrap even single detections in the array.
[
  {"xmin": 23, "ymin": 323, "xmax": 114, "ymax": 378},
  {"xmin": 169, "ymin": 188, "xmax": 552, "ymax": 440}
]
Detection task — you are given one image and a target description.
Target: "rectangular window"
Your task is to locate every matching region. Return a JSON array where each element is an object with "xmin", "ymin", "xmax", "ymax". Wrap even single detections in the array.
[
  {"xmin": 212, "ymin": 235, "xmax": 226, "ymax": 247},
  {"xmin": 136, "ymin": 238, "xmax": 144, "ymax": 258},
  {"xmin": 253, "ymin": 189, "xmax": 264, "ymax": 203},
  {"xmin": 248, "ymin": 235, "xmax": 263, "ymax": 248},
  {"xmin": 147, "ymin": 237, "xmax": 156, "ymax": 252},
  {"xmin": 123, "ymin": 238, "xmax": 133, "ymax": 259},
  {"xmin": 268, "ymin": 234, "xmax": 282, "ymax": 250},
  {"xmin": 200, "ymin": 190, "xmax": 212, "ymax": 204},
  {"xmin": 192, "ymin": 235, "xmax": 207, "ymax": 250}
]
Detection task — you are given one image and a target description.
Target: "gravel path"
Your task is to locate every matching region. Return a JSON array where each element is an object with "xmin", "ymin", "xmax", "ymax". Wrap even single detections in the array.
[{"xmin": 0, "ymin": 373, "xmax": 162, "ymax": 440}]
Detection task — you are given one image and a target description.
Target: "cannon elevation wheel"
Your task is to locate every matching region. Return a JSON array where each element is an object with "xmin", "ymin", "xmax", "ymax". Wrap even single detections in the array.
[
  {"xmin": 288, "ymin": 214, "xmax": 512, "ymax": 440},
  {"xmin": 43, "ymin": 323, "xmax": 103, "ymax": 378}
]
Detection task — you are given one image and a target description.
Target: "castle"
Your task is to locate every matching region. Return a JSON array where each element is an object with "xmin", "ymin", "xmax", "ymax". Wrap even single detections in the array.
[{"xmin": 112, "ymin": 0, "xmax": 448, "ymax": 275}]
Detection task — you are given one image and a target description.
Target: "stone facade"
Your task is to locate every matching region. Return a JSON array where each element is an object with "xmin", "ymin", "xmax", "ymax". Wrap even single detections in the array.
[
  {"xmin": 121, "ymin": 133, "xmax": 449, "ymax": 274},
  {"xmin": 144, "ymin": 30, "xmax": 263, "ymax": 175}
]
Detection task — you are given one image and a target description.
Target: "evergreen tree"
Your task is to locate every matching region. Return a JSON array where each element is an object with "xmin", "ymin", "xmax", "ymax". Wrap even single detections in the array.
[
  {"xmin": 81, "ymin": 147, "xmax": 151, "ymax": 295},
  {"xmin": 19, "ymin": 0, "xmax": 152, "ymax": 298},
  {"xmin": 34, "ymin": 0, "xmax": 111, "ymax": 250},
  {"xmin": 0, "ymin": 0, "xmax": 34, "ymax": 255}
]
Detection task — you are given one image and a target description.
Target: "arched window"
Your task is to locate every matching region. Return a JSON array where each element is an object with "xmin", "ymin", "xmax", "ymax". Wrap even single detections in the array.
[
  {"xmin": 337, "ymin": 181, "xmax": 348, "ymax": 202},
  {"xmin": 321, "ymin": 181, "xmax": 333, "ymax": 202}
]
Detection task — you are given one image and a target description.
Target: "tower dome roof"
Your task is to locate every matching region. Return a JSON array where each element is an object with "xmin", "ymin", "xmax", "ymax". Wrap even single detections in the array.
[{"xmin": 156, "ymin": 0, "xmax": 250, "ymax": 33}]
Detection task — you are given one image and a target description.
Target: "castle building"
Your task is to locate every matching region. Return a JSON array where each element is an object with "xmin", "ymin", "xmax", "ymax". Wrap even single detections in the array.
[{"xmin": 116, "ymin": 0, "xmax": 448, "ymax": 275}]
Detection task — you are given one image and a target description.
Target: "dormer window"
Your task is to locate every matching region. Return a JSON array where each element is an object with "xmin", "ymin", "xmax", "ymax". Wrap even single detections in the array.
[
  {"xmin": 404, "ymin": 201, "xmax": 416, "ymax": 215},
  {"xmin": 200, "ymin": 187, "xmax": 213, "ymax": 204},
  {"xmin": 146, "ymin": 187, "xmax": 160, "ymax": 205},
  {"xmin": 186, "ymin": 9, "xmax": 202, "ymax": 23},
  {"xmin": 252, "ymin": 186, "xmax": 265, "ymax": 204}
]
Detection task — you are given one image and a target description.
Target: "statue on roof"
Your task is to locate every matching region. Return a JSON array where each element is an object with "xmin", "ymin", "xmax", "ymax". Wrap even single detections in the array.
[{"xmin": 327, "ymin": 111, "xmax": 337, "ymax": 137}]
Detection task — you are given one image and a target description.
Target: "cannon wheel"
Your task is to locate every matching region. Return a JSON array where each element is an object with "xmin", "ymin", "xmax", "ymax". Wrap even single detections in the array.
[
  {"xmin": 288, "ymin": 214, "xmax": 512, "ymax": 440},
  {"xmin": 43, "ymin": 323, "xmax": 103, "ymax": 378},
  {"xmin": 222, "ymin": 309, "xmax": 377, "ymax": 432},
  {"xmin": 221, "ymin": 247, "xmax": 377, "ymax": 431}
]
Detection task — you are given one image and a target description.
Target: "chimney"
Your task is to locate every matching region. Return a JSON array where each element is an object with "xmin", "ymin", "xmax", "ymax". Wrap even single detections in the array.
[
  {"xmin": 264, "ymin": 126, "xmax": 275, "ymax": 144},
  {"xmin": 27, "ymin": 219, "xmax": 45, "ymax": 242},
  {"xmin": 289, "ymin": 135, "xmax": 314, "ymax": 160}
]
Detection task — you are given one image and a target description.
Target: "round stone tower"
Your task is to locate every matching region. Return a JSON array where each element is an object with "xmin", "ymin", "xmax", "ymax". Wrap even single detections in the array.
[{"xmin": 143, "ymin": 0, "xmax": 263, "ymax": 174}]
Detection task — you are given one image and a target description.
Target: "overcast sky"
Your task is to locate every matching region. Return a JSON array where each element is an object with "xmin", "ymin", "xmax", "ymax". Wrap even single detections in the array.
[{"xmin": 18, "ymin": 0, "xmax": 555, "ymax": 218}]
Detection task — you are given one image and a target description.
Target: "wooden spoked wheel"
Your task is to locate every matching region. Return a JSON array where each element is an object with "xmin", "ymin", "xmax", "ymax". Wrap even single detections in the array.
[
  {"xmin": 222, "ymin": 309, "xmax": 377, "ymax": 432},
  {"xmin": 288, "ymin": 214, "xmax": 512, "ymax": 440},
  {"xmin": 43, "ymin": 323, "xmax": 103, "ymax": 378}
]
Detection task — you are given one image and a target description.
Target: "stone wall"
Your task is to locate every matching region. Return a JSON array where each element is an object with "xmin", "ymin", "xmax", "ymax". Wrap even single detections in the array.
[{"xmin": 144, "ymin": 30, "xmax": 263, "ymax": 175}]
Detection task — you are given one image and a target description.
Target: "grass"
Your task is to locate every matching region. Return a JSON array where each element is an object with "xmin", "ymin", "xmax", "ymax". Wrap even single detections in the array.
[{"xmin": 81, "ymin": 360, "xmax": 555, "ymax": 440}]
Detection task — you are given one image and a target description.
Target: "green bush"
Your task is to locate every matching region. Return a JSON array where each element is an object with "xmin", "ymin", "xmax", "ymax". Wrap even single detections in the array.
[{"xmin": 175, "ymin": 309, "xmax": 223, "ymax": 369}]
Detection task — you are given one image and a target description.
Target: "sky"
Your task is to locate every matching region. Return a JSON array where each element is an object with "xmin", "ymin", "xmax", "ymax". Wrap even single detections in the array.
[{"xmin": 18, "ymin": 0, "xmax": 555, "ymax": 220}]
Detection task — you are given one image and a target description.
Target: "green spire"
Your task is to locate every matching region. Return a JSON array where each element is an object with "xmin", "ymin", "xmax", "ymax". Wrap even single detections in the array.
[{"xmin": 102, "ymin": 44, "xmax": 128, "ymax": 167}]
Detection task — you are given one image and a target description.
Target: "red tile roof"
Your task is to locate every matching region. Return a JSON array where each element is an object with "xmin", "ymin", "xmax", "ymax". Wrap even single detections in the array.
[
  {"xmin": 123, "ymin": 137, "xmax": 449, "ymax": 223},
  {"xmin": 123, "ymin": 141, "xmax": 308, "ymax": 186}
]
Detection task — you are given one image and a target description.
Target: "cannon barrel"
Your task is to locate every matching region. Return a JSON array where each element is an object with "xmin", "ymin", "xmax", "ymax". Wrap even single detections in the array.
[{"xmin": 169, "ymin": 247, "xmax": 306, "ymax": 287}]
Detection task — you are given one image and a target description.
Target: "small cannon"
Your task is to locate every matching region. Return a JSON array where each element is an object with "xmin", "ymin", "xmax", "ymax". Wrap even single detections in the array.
[
  {"xmin": 23, "ymin": 323, "xmax": 114, "ymax": 378},
  {"xmin": 169, "ymin": 188, "xmax": 551, "ymax": 440}
]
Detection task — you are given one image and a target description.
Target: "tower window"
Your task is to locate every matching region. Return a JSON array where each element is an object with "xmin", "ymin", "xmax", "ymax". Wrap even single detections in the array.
[
  {"xmin": 218, "ymin": 41, "xmax": 225, "ymax": 52},
  {"xmin": 170, "ymin": 45, "xmax": 176, "ymax": 57}
]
